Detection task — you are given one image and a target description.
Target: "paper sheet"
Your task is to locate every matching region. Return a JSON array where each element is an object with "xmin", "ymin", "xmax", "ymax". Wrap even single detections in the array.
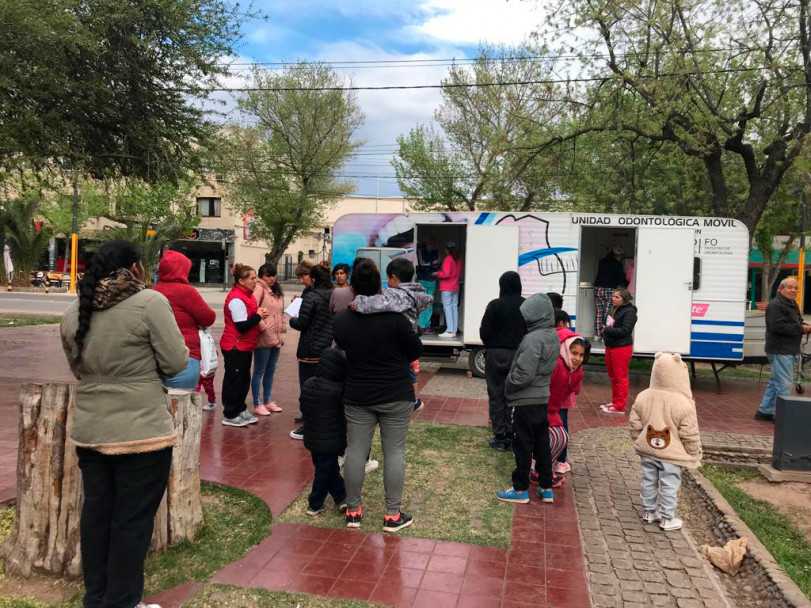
[{"xmin": 284, "ymin": 297, "xmax": 303, "ymax": 318}]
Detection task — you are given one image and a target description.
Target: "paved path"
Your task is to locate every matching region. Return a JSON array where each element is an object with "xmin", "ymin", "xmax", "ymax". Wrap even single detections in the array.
[{"xmin": 0, "ymin": 323, "xmax": 773, "ymax": 607}]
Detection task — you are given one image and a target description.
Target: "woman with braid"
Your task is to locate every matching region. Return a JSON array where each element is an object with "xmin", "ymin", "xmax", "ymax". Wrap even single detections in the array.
[{"xmin": 60, "ymin": 240, "xmax": 189, "ymax": 608}]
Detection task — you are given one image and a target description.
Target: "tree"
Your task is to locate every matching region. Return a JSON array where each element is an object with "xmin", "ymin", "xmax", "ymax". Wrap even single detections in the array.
[
  {"xmin": 393, "ymin": 46, "xmax": 568, "ymax": 212},
  {"xmin": 222, "ymin": 62, "xmax": 364, "ymax": 266},
  {"xmin": 102, "ymin": 179, "xmax": 201, "ymax": 281},
  {"xmin": 0, "ymin": 0, "xmax": 252, "ymax": 182},
  {"xmin": 544, "ymin": 0, "xmax": 811, "ymax": 233},
  {"xmin": 2, "ymin": 195, "xmax": 53, "ymax": 285}
]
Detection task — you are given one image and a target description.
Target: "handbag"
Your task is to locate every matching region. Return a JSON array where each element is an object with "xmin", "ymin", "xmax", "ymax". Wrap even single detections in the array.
[{"xmin": 199, "ymin": 328, "xmax": 219, "ymax": 377}]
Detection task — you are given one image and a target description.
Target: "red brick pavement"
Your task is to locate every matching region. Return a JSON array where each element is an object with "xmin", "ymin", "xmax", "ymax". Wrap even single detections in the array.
[{"xmin": 0, "ymin": 324, "xmax": 770, "ymax": 607}]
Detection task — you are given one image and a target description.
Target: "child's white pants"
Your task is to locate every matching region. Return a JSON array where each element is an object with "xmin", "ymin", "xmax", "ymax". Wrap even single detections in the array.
[{"xmin": 639, "ymin": 456, "xmax": 682, "ymax": 519}]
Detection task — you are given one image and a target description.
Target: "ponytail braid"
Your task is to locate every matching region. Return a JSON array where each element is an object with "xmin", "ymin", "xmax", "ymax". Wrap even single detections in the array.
[{"xmin": 72, "ymin": 240, "xmax": 142, "ymax": 365}]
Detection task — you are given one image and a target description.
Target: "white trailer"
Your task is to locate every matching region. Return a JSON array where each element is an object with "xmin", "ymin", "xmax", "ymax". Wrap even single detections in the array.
[{"xmin": 331, "ymin": 211, "xmax": 750, "ymax": 377}]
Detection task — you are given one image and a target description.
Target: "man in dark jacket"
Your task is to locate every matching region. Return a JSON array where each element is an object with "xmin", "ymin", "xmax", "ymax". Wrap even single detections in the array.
[
  {"xmin": 480, "ymin": 271, "xmax": 526, "ymax": 451},
  {"xmin": 755, "ymin": 278, "xmax": 811, "ymax": 421},
  {"xmin": 300, "ymin": 347, "xmax": 348, "ymax": 515}
]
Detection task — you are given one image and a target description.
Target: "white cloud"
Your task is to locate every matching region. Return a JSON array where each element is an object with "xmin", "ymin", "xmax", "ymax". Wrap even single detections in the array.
[{"xmin": 410, "ymin": 0, "xmax": 541, "ymax": 46}]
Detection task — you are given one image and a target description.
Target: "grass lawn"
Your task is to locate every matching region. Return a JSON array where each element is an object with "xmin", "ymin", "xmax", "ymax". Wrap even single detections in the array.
[
  {"xmin": 279, "ymin": 422, "xmax": 515, "ymax": 547},
  {"xmin": 701, "ymin": 465, "xmax": 811, "ymax": 598},
  {"xmin": 0, "ymin": 315, "xmax": 61, "ymax": 328},
  {"xmin": 0, "ymin": 482, "xmax": 272, "ymax": 607},
  {"xmin": 185, "ymin": 584, "xmax": 383, "ymax": 607}
]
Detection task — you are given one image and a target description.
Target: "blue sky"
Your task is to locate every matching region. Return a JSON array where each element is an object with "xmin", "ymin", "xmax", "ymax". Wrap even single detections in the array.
[{"xmin": 220, "ymin": 0, "xmax": 545, "ymax": 196}]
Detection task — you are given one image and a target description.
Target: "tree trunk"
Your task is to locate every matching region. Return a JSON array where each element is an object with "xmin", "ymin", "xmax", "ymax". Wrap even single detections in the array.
[{"xmin": 1, "ymin": 384, "xmax": 204, "ymax": 579}]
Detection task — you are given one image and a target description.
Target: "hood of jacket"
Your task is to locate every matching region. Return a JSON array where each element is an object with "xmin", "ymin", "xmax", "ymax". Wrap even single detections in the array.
[
  {"xmin": 555, "ymin": 326, "xmax": 578, "ymax": 342},
  {"xmin": 157, "ymin": 250, "xmax": 191, "ymax": 284},
  {"xmin": 92, "ymin": 269, "xmax": 146, "ymax": 311},
  {"xmin": 520, "ymin": 293, "xmax": 554, "ymax": 331},
  {"xmin": 649, "ymin": 352, "xmax": 692, "ymax": 400},
  {"xmin": 556, "ymin": 327, "xmax": 583, "ymax": 372},
  {"xmin": 499, "ymin": 271, "xmax": 522, "ymax": 297},
  {"xmin": 316, "ymin": 347, "xmax": 346, "ymax": 382}
]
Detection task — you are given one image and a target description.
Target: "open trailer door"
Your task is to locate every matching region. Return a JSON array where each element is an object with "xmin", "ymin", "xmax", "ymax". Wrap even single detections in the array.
[
  {"xmin": 463, "ymin": 224, "xmax": 520, "ymax": 345},
  {"xmin": 633, "ymin": 227, "xmax": 694, "ymax": 354}
]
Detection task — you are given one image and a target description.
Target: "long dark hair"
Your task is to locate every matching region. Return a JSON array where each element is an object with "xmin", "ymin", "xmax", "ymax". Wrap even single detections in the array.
[
  {"xmin": 350, "ymin": 258, "xmax": 381, "ymax": 296},
  {"xmin": 309, "ymin": 264, "xmax": 333, "ymax": 289},
  {"xmin": 74, "ymin": 240, "xmax": 142, "ymax": 364},
  {"xmin": 258, "ymin": 263, "xmax": 283, "ymax": 297}
]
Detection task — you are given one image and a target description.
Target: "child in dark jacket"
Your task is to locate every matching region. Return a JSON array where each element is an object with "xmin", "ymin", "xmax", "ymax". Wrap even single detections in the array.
[{"xmin": 300, "ymin": 347, "xmax": 348, "ymax": 515}]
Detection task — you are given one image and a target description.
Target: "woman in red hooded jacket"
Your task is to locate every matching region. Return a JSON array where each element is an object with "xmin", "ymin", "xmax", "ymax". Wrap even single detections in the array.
[{"xmin": 154, "ymin": 251, "xmax": 217, "ymax": 400}]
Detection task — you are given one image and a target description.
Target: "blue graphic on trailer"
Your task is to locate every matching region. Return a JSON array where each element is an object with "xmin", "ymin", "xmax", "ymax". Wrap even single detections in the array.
[{"xmin": 518, "ymin": 247, "xmax": 578, "ymax": 267}]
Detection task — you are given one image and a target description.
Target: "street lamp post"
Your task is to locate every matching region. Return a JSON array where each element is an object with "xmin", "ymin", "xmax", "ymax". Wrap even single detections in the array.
[
  {"xmin": 798, "ymin": 188, "xmax": 808, "ymax": 309},
  {"xmin": 69, "ymin": 167, "xmax": 79, "ymax": 294}
]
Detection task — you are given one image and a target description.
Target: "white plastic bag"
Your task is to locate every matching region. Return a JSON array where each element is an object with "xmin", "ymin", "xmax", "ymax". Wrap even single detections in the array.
[{"xmin": 199, "ymin": 328, "xmax": 218, "ymax": 377}]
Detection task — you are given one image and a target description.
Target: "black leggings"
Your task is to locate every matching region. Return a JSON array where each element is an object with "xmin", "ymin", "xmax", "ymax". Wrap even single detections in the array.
[{"xmin": 222, "ymin": 348, "xmax": 253, "ymax": 419}]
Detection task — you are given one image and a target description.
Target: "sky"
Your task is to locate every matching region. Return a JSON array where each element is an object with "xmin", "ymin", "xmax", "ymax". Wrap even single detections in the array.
[{"xmin": 220, "ymin": 0, "xmax": 547, "ymax": 196}]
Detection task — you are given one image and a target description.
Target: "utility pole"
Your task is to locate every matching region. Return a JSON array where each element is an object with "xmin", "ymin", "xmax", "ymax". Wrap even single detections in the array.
[
  {"xmin": 69, "ymin": 166, "xmax": 79, "ymax": 294},
  {"xmin": 798, "ymin": 188, "xmax": 808, "ymax": 309}
]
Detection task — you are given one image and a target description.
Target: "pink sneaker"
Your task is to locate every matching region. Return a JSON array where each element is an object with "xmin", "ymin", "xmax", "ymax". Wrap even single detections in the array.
[
  {"xmin": 554, "ymin": 461, "xmax": 571, "ymax": 474},
  {"xmin": 265, "ymin": 401, "xmax": 283, "ymax": 413},
  {"xmin": 254, "ymin": 404, "xmax": 272, "ymax": 416}
]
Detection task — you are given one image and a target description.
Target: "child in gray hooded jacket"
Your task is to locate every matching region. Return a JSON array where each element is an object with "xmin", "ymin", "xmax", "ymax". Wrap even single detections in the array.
[{"xmin": 496, "ymin": 293, "xmax": 559, "ymax": 505}]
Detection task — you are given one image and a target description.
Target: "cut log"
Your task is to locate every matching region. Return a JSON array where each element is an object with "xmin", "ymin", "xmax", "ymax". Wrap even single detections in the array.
[{"xmin": 1, "ymin": 384, "xmax": 204, "ymax": 578}]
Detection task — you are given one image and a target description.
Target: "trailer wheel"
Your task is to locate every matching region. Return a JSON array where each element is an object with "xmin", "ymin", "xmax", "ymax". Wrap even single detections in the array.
[
  {"xmin": 469, "ymin": 347, "xmax": 486, "ymax": 379},
  {"xmin": 796, "ymin": 383, "xmax": 805, "ymax": 394}
]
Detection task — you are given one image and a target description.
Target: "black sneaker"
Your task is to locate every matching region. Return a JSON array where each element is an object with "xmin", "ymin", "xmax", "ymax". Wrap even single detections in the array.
[
  {"xmin": 412, "ymin": 398, "xmax": 424, "ymax": 416},
  {"xmin": 290, "ymin": 426, "xmax": 304, "ymax": 440},
  {"xmin": 346, "ymin": 507, "xmax": 362, "ymax": 528},
  {"xmin": 294, "ymin": 416, "xmax": 304, "ymax": 423},
  {"xmin": 754, "ymin": 411, "xmax": 775, "ymax": 422},
  {"xmin": 383, "ymin": 512, "xmax": 413, "ymax": 533}
]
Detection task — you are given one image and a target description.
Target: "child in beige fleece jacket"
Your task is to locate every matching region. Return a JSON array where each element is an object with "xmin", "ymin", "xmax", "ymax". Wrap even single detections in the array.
[{"xmin": 629, "ymin": 352, "xmax": 702, "ymax": 532}]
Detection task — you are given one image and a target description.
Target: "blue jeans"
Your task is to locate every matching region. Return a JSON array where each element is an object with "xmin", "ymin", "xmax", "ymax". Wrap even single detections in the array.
[
  {"xmin": 418, "ymin": 280, "xmax": 436, "ymax": 328},
  {"xmin": 441, "ymin": 291, "xmax": 459, "ymax": 334},
  {"xmin": 161, "ymin": 357, "xmax": 200, "ymax": 391},
  {"xmin": 758, "ymin": 353, "xmax": 796, "ymax": 415},
  {"xmin": 252, "ymin": 347, "xmax": 281, "ymax": 405}
]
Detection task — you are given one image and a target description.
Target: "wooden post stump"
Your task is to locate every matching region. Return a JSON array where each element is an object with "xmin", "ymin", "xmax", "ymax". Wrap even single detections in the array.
[{"xmin": 1, "ymin": 384, "xmax": 204, "ymax": 578}]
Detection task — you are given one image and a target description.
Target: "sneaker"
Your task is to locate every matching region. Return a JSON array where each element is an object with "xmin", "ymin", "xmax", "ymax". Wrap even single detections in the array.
[
  {"xmin": 660, "ymin": 517, "xmax": 683, "ymax": 531},
  {"xmin": 306, "ymin": 504, "xmax": 326, "ymax": 516},
  {"xmin": 346, "ymin": 507, "xmax": 363, "ymax": 528},
  {"xmin": 496, "ymin": 488, "xmax": 530, "ymax": 504},
  {"xmin": 290, "ymin": 426, "xmax": 304, "ymax": 440},
  {"xmin": 412, "ymin": 398, "xmax": 424, "ymax": 415},
  {"xmin": 135, "ymin": 603, "xmax": 161, "ymax": 608},
  {"xmin": 294, "ymin": 416, "xmax": 304, "ymax": 423},
  {"xmin": 554, "ymin": 461, "xmax": 571, "ymax": 474},
  {"xmin": 202, "ymin": 402, "xmax": 217, "ymax": 411},
  {"xmin": 529, "ymin": 471, "xmax": 539, "ymax": 486},
  {"xmin": 265, "ymin": 401, "xmax": 283, "ymax": 413},
  {"xmin": 253, "ymin": 404, "xmax": 272, "ymax": 416},
  {"xmin": 383, "ymin": 512, "xmax": 414, "ymax": 532},
  {"xmin": 365, "ymin": 459, "xmax": 379, "ymax": 474},
  {"xmin": 222, "ymin": 415, "xmax": 250, "ymax": 427},
  {"xmin": 536, "ymin": 488, "xmax": 554, "ymax": 503},
  {"xmin": 601, "ymin": 405, "xmax": 626, "ymax": 414},
  {"xmin": 551, "ymin": 474, "xmax": 566, "ymax": 489},
  {"xmin": 336, "ymin": 500, "xmax": 347, "ymax": 512},
  {"xmin": 493, "ymin": 439, "xmax": 510, "ymax": 452},
  {"xmin": 338, "ymin": 455, "xmax": 346, "ymax": 468},
  {"xmin": 754, "ymin": 411, "xmax": 775, "ymax": 422},
  {"xmin": 239, "ymin": 410, "xmax": 259, "ymax": 424},
  {"xmin": 437, "ymin": 332, "xmax": 456, "ymax": 338},
  {"xmin": 641, "ymin": 511, "xmax": 662, "ymax": 525}
]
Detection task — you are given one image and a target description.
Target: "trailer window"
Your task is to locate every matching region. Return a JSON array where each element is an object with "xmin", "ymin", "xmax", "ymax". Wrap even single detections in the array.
[
  {"xmin": 355, "ymin": 248, "xmax": 408, "ymax": 286},
  {"xmin": 693, "ymin": 257, "xmax": 701, "ymax": 291}
]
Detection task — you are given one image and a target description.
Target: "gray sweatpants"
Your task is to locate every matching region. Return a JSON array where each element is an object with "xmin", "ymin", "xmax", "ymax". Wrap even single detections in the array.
[
  {"xmin": 639, "ymin": 455, "xmax": 682, "ymax": 519},
  {"xmin": 344, "ymin": 400, "xmax": 413, "ymax": 515}
]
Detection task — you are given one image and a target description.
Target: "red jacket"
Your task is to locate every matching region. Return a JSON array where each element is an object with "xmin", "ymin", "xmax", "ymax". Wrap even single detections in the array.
[
  {"xmin": 153, "ymin": 251, "xmax": 216, "ymax": 360},
  {"xmin": 548, "ymin": 327, "xmax": 583, "ymax": 427},
  {"xmin": 221, "ymin": 284, "xmax": 260, "ymax": 352}
]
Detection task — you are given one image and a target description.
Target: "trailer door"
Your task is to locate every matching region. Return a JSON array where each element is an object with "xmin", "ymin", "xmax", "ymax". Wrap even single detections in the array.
[
  {"xmin": 463, "ymin": 224, "xmax": 520, "ymax": 345},
  {"xmin": 633, "ymin": 227, "xmax": 693, "ymax": 354}
]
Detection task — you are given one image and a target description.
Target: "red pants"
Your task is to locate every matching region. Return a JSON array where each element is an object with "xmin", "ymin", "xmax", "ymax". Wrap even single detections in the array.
[
  {"xmin": 605, "ymin": 345, "xmax": 633, "ymax": 411},
  {"xmin": 197, "ymin": 374, "xmax": 216, "ymax": 404}
]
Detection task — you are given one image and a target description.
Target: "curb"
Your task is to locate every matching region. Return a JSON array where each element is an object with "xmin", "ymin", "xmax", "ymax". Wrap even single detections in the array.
[{"xmin": 684, "ymin": 469, "xmax": 811, "ymax": 608}]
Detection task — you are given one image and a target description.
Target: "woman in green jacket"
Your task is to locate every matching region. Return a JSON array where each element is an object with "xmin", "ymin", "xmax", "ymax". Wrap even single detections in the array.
[{"xmin": 60, "ymin": 241, "xmax": 188, "ymax": 608}]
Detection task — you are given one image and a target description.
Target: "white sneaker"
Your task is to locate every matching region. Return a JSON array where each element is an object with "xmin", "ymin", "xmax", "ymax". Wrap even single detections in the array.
[
  {"xmin": 641, "ymin": 511, "xmax": 662, "ymax": 524},
  {"xmin": 136, "ymin": 603, "xmax": 161, "ymax": 608},
  {"xmin": 437, "ymin": 332, "xmax": 456, "ymax": 338},
  {"xmin": 338, "ymin": 455, "xmax": 346, "ymax": 468},
  {"xmin": 202, "ymin": 402, "xmax": 216, "ymax": 411},
  {"xmin": 365, "ymin": 459, "xmax": 379, "ymax": 474},
  {"xmin": 554, "ymin": 461, "xmax": 571, "ymax": 474},
  {"xmin": 660, "ymin": 517, "xmax": 683, "ymax": 531}
]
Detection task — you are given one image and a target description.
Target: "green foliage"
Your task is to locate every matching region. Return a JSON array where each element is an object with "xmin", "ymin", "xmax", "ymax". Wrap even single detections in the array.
[
  {"xmin": 219, "ymin": 62, "xmax": 364, "ymax": 264},
  {"xmin": 702, "ymin": 465, "xmax": 811, "ymax": 597},
  {"xmin": 1, "ymin": 196, "xmax": 52, "ymax": 284},
  {"xmin": 0, "ymin": 0, "xmax": 253, "ymax": 182}
]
